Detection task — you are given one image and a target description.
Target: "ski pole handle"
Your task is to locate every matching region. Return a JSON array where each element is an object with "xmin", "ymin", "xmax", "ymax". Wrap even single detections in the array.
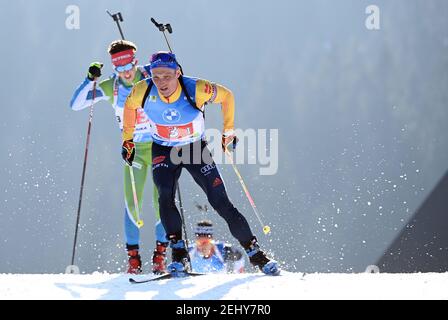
[
  {"xmin": 106, "ymin": 10, "xmax": 123, "ymax": 22},
  {"xmin": 151, "ymin": 17, "xmax": 173, "ymax": 34},
  {"xmin": 151, "ymin": 17, "xmax": 163, "ymax": 31},
  {"xmin": 107, "ymin": 10, "xmax": 125, "ymax": 40}
]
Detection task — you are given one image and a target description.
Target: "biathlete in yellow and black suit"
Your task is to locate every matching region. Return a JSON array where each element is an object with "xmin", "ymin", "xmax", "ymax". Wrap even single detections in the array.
[{"xmin": 121, "ymin": 51, "xmax": 280, "ymax": 276}]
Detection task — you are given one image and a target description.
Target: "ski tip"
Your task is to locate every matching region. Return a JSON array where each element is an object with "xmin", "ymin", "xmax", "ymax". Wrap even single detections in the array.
[
  {"xmin": 129, "ymin": 272, "xmax": 205, "ymax": 284},
  {"xmin": 186, "ymin": 272, "xmax": 206, "ymax": 277}
]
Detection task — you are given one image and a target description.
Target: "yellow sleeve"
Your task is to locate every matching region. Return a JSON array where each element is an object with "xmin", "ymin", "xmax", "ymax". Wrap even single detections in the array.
[
  {"xmin": 122, "ymin": 80, "xmax": 149, "ymax": 141},
  {"xmin": 195, "ymin": 79, "xmax": 235, "ymax": 132}
]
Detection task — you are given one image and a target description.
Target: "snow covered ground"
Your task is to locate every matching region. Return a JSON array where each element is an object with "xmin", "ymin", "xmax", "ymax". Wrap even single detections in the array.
[{"xmin": 0, "ymin": 271, "xmax": 447, "ymax": 300}]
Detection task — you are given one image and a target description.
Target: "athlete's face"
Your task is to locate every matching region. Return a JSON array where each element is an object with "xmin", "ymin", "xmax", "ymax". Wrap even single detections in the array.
[
  {"xmin": 196, "ymin": 236, "xmax": 214, "ymax": 258},
  {"xmin": 117, "ymin": 66, "xmax": 137, "ymax": 85},
  {"xmin": 151, "ymin": 67, "xmax": 181, "ymax": 97}
]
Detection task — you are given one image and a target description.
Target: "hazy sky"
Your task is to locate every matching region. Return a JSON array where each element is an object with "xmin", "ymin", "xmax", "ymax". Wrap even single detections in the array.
[{"xmin": 1, "ymin": 0, "xmax": 447, "ymax": 273}]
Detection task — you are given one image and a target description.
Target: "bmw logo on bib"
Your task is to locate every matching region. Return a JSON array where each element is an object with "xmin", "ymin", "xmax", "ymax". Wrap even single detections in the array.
[{"xmin": 163, "ymin": 109, "xmax": 181, "ymax": 123}]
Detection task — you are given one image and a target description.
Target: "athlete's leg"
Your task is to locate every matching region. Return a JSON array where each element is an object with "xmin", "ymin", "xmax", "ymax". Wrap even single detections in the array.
[
  {"xmin": 151, "ymin": 142, "xmax": 183, "ymax": 238},
  {"xmin": 122, "ymin": 143, "xmax": 151, "ymax": 273},
  {"xmin": 152, "ymin": 143, "xmax": 194, "ymax": 274},
  {"xmin": 184, "ymin": 141, "xmax": 254, "ymax": 244},
  {"xmin": 146, "ymin": 142, "xmax": 169, "ymax": 274},
  {"xmin": 148, "ymin": 142, "xmax": 167, "ymax": 243},
  {"xmin": 123, "ymin": 169, "xmax": 142, "ymax": 273},
  {"xmin": 184, "ymin": 141, "xmax": 280, "ymax": 275},
  {"xmin": 123, "ymin": 143, "xmax": 149, "ymax": 245}
]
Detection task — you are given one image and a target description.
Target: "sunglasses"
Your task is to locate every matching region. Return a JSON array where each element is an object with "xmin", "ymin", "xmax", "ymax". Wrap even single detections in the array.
[{"xmin": 114, "ymin": 61, "xmax": 135, "ymax": 73}]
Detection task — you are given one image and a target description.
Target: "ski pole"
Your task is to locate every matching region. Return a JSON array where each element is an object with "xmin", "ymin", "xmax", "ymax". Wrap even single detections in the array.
[
  {"xmin": 176, "ymin": 181, "xmax": 189, "ymax": 248},
  {"xmin": 150, "ymin": 18, "xmax": 185, "ymax": 75},
  {"xmin": 150, "ymin": 18, "xmax": 173, "ymax": 53},
  {"xmin": 150, "ymin": 17, "xmax": 190, "ymax": 246},
  {"xmin": 128, "ymin": 165, "xmax": 144, "ymax": 228},
  {"xmin": 106, "ymin": 10, "xmax": 125, "ymax": 40},
  {"xmin": 224, "ymin": 147, "xmax": 271, "ymax": 235},
  {"xmin": 66, "ymin": 82, "xmax": 97, "ymax": 274}
]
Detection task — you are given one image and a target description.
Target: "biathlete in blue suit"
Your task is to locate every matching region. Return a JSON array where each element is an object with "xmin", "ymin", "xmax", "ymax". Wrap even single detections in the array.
[{"xmin": 122, "ymin": 51, "xmax": 280, "ymax": 276}]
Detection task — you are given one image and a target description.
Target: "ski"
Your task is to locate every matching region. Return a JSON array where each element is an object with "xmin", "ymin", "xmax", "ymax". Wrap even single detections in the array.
[
  {"xmin": 129, "ymin": 273, "xmax": 171, "ymax": 283},
  {"xmin": 129, "ymin": 272, "xmax": 205, "ymax": 284}
]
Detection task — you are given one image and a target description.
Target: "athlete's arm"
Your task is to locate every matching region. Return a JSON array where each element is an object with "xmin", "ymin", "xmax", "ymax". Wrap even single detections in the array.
[
  {"xmin": 70, "ymin": 77, "xmax": 113, "ymax": 110},
  {"xmin": 195, "ymin": 79, "xmax": 235, "ymax": 134},
  {"xmin": 122, "ymin": 80, "xmax": 149, "ymax": 141}
]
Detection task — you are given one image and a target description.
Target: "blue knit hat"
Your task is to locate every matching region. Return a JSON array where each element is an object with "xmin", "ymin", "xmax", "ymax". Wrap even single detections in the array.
[
  {"xmin": 149, "ymin": 51, "xmax": 178, "ymax": 70},
  {"xmin": 194, "ymin": 220, "xmax": 213, "ymax": 237}
]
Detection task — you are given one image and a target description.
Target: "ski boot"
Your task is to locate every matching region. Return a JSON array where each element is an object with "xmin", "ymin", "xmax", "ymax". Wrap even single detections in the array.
[
  {"xmin": 243, "ymin": 237, "xmax": 280, "ymax": 276},
  {"xmin": 167, "ymin": 239, "xmax": 191, "ymax": 277},
  {"xmin": 126, "ymin": 244, "xmax": 142, "ymax": 274},
  {"xmin": 152, "ymin": 241, "xmax": 168, "ymax": 275}
]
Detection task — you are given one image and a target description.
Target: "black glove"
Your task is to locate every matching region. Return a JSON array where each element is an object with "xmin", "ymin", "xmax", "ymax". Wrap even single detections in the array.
[
  {"xmin": 121, "ymin": 140, "xmax": 135, "ymax": 166},
  {"xmin": 87, "ymin": 62, "xmax": 103, "ymax": 81}
]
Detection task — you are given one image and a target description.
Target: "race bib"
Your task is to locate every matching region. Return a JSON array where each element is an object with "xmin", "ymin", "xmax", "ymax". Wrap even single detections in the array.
[{"xmin": 155, "ymin": 123, "xmax": 194, "ymax": 140}]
